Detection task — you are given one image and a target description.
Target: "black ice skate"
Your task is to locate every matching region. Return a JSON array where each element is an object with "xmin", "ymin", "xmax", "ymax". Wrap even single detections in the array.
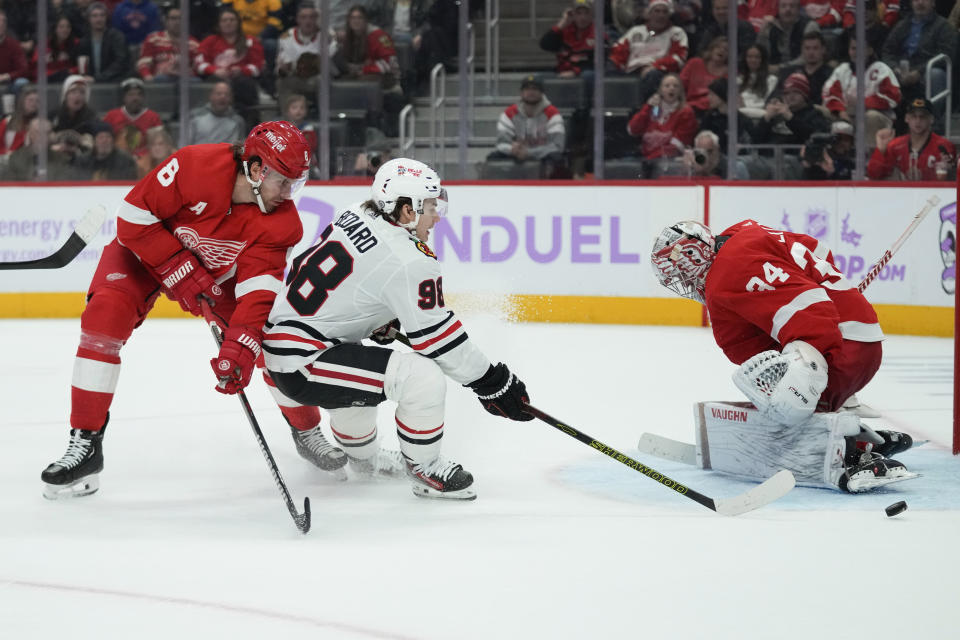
[
  {"xmin": 41, "ymin": 426, "xmax": 106, "ymax": 500},
  {"xmin": 405, "ymin": 456, "xmax": 476, "ymax": 500},
  {"xmin": 870, "ymin": 430, "xmax": 914, "ymax": 458},
  {"xmin": 290, "ymin": 425, "xmax": 347, "ymax": 480},
  {"xmin": 348, "ymin": 447, "xmax": 406, "ymax": 479},
  {"xmin": 839, "ymin": 451, "xmax": 919, "ymax": 493}
]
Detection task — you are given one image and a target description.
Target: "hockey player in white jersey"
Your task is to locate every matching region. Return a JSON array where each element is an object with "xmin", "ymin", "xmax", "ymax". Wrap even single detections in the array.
[{"xmin": 262, "ymin": 158, "xmax": 534, "ymax": 500}]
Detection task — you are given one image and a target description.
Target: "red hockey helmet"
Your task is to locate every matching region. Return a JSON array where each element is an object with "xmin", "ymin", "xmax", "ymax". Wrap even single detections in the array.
[{"xmin": 242, "ymin": 121, "xmax": 311, "ymax": 211}]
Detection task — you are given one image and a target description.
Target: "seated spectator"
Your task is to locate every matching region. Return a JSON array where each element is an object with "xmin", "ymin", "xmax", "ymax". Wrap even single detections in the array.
[
  {"xmin": 680, "ymin": 36, "xmax": 727, "ymax": 113},
  {"xmin": 103, "ymin": 77, "xmax": 163, "ymax": 157},
  {"xmin": 699, "ymin": 77, "xmax": 734, "ymax": 151},
  {"xmin": 112, "ymin": 0, "xmax": 163, "ymax": 46},
  {"xmin": 31, "ymin": 14, "xmax": 80, "ymax": 82},
  {"xmin": 365, "ymin": 0, "xmax": 431, "ymax": 48},
  {"xmin": 77, "ymin": 2, "xmax": 132, "ymax": 82},
  {"xmin": 609, "ymin": 0, "xmax": 689, "ymax": 102},
  {"xmin": 880, "ymin": 0, "xmax": 955, "ymax": 120},
  {"xmin": 540, "ymin": 0, "xmax": 598, "ymax": 78},
  {"xmin": 775, "ymin": 31, "xmax": 831, "ymax": 105},
  {"xmin": 137, "ymin": 4, "xmax": 199, "ymax": 81},
  {"xmin": 698, "ymin": 0, "xmax": 756, "ymax": 56},
  {"xmin": 751, "ymin": 72, "xmax": 831, "ymax": 145},
  {"xmin": 801, "ymin": 0, "xmax": 842, "ymax": 28},
  {"xmin": 223, "ymin": 0, "xmax": 283, "ymax": 93},
  {"xmin": 675, "ymin": 129, "xmax": 750, "ymax": 179},
  {"xmin": 487, "ymin": 75, "xmax": 567, "ymax": 179},
  {"xmin": 801, "ymin": 119, "xmax": 854, "ymax": 179},
  {"xmin": 757, "ymin": 0, "xmax": 814, "ymax": 70},
  {"xmin": 0, "ymin": 87, "xmax": 38, "ymax": 155},
  {"xmin": 136, "ymin": 126, "xmax": 175, "ymax": 178},
  {"xmin": 0, "ymin": 9, "xmax": 29, "ymax": 94},
  {"xmin": 280, "ymin": 93, "xmax": 318, "ymax": 169},
  {"xmin": 626, "ymin": 72, "xmax": 697, "ymax": 176},
  {"xmin": 739, "ymin": 43, "xmax": 778, "ymax": 119},
  {"xmin": 51, "ymin": 74, "xmax": 98, "ymax": 136},
  {"xmin": 276, "ymin": 2, "xmax": 338, "ymax": 108},
  {"xmin": 186, "ymin": 80, "xmax": 247, "ymax": 144},
  {"xmin": 412, "ymin": 0, "xmax": 459, "ymax": 91},
  {"xmin": 333, "ymin": 5, "xmax": 400, "ymax": 89},
  {"xmin": 867, "ymin": 97, "xmax": 956, "ymax": 181},
  {"xmin": 76, "ymin": 120, "xmax": 137, "ymax": 179},
  {"xmin": 842, "ymin": 0, "xmax": 899, "ymax": 30},
  {"xmin": 1, "ymin": 118, "xmax": 87, "ymax": 181},
  {"xmin": 741, "ymin": 0, "xmax": 780, "ymax": 32},
  {"xmin": 195, "ymin": 7, "xmax": 265, "ymax": 129},
  {"xmin": 822, "ymin": 26, "xmax": 899, "ymax": 144}
]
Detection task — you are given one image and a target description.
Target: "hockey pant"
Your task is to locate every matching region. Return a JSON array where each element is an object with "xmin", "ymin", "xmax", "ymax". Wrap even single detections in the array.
[
  {"xmin": 70, "ymin": 240, "xmax": 320, "ymax": 431},
  {"xmin": 268, "ymin": 345, "xmax": 446, "ymax": 466},
  {"xmin": 693, "ymin": 401, "xmax": 861, "ymax": 489},
  {"xmin": 818, "ymin": 340, "xmax": 882, "ymax": 412}
]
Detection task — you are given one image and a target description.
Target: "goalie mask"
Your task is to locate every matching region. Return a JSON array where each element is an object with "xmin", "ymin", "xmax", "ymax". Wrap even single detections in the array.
[
  {"xmin": 651, "ymin": 221, "xmax": 716, "ymax": 304},
  {"xmin": 371, "ymin": 158, "xmax": 443, "ymax": 232}
]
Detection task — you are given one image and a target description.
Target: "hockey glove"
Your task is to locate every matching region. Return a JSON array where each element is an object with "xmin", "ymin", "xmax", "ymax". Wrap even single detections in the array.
[
  {"xmin": 154, "ymin": 250, "xmax": 222, "ymax": 315},
  {"xmin": 369, "ymin": 318, "xmax": 401, "ymax": 345},
  {"xmin": 468, "ymin": 363, "xmax": 534, "ymax": 421},
  {"xmin": 210, "ymin": 327, "xmax": 261, "ymax": 394}
]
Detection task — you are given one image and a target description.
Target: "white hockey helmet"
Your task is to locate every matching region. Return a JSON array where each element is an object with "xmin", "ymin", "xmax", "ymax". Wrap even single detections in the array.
[
  {"xmin": 651, "ymin": 221, "xmax": 716, "ymax": 304},
  {"xmin": 370, "ymin": 158, "xmax": 443, "ymax": 231}
]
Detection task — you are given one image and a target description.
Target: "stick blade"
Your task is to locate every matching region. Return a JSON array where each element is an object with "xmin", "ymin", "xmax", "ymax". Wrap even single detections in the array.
[
  {"xmin": 296, "ymin": 496, "xmax": 311, "ymax": 534},
  {"xmin": 75, "ymin": 205, "xmax": 108, "ymax": 244},
  {"xmin": 711, "ymin": 470, "xmax": 796, "ymax": 516},
  {"xmin": 637, "ymin": 433, "xmax": 697, "ymax": 465}
]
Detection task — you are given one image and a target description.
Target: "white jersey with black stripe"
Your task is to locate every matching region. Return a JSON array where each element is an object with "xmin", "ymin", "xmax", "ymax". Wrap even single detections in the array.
[{"xmin": 263, "ymin": 202, "xmax": 491, "ymax": 385}]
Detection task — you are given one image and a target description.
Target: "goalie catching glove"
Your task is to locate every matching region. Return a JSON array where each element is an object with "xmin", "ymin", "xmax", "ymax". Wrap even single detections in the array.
[
  {"xmin": 732, "ymin": 340, "xmax": 828, "ymax": 426},
  {"xmin": 467, "ymin": 363, "xmax": 534, "ymax": 421},
  {"xmin": 152, "ymin": 249, "xmax": 222, "ymax": 315},
  {"xmin": 210, "ymin": 327, "xmax": 261, "ymax": 394}
]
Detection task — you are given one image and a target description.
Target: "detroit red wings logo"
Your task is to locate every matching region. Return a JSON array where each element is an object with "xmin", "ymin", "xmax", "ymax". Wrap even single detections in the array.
[{"xmin": 174, "ymin": 227, "xmax": 247, "ymax": 269}]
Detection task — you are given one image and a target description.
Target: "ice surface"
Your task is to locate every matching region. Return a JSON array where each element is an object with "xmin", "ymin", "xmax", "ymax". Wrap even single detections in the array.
[{"xmin": 1, "ymin": 317, "xmax": 957, "ymax": 639}]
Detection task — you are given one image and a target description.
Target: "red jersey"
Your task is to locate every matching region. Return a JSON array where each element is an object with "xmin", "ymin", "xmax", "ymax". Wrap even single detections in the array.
[
  {"xmin": 739, "ymin": 0, "xmax": 778, "ymax": 32},
  {"xmin": 704, "ymin": 220, "xmax": 883, "ymax": 369},
  {"xmin": 627, "ymin": 103, "xmax": 697, "ymax": 159},
  {"xmin": 103, "ymin": 107, "xmax": 164, "ymax": 157},
  {"xmin": 355, "ymin": 26, "xmax": 399, "ymax": 76},
  {"xmin": 195, "ymin": 35, "xmax": 265, "ymax": 78},
  {"xmin": 866, "ymin": 132, "xmax": 955, "ymax": 181},
  {"xmin": 541, "ymin": 22, "xmax": 597, "ymax": 76},
  {"xmin": 137, "ymin": 29, "xmax": 200, "ymax": 78},
  {"xmin": 679, "ymin": 57, "xmax": 724, "ymax": 111},
  {"xmin": 0, "ymin": 116, "xmax": 27, "ymax": 155},
  {"xmin": 116, "ymin": 143, "xmax": 302, "ymax": 333}
]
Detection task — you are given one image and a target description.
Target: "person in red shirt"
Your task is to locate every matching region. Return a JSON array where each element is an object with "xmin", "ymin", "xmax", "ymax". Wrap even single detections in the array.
[
  {"xmin": 40, "ymin": 121, "xmax": 349, "ymax": 501},
  {"xmin": 30, "ymin": 15, "xmax": 80, "ymax": 82},
  {"xmin": 539, "ymin": 0, "xmax": 598, "ymax": 78},
  {"xmin": 0, "ymin": 9, "xmax": 29, "ymax": 91},
  {"xmin": 137, "ymin": 4, "xmax": 199, "ymax": 82},
  {"xmin": 0, "ymin": 87, "xmax": 38, "ymax": 155},
  {"xmin": 678, "ymin": 36, "xmax": 728, "ymax": 112},
  {"xmin": 650, "ymin": 220, "xmax": 917, "ymax": 493},
  {"xmin": 627, "ymin": 73, "xmax": 697, "ymax": 175},
  {"xmin": 867, "ymin": 97, "xmax": 956, "ymax": 181},
  {"xmin": 333, "ymin": 5, "xmax": 400, "ymax": 87},
  {"xmin": 102, "ymin": 78, "xmax": 164, "ymax": 157}
]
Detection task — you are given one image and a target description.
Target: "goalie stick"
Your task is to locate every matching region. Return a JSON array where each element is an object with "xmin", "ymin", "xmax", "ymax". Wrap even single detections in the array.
[
  {"xmin": 858, "ymin": 195, "xmax": 940, "ymax": 292},
  {"xmin": 200, "ymin": 299, "xmax": 312, "ymax": 534},
  {"xmin": 0, "ymin": 205, "xmax": 107, "ymax": 270}
]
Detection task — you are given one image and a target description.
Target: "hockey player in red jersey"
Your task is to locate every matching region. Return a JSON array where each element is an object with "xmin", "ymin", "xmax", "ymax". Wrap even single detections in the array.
[
  {"xmin": 650, "ymin": 220, "xmax": 917, "ymax": 493},
  {"xmin": 262, "ymin": 158, "xmax": 534, "ymax": 500},
  {"xmin": 41, "ymin": 121, "xmax": 349, "ymax": 500}
]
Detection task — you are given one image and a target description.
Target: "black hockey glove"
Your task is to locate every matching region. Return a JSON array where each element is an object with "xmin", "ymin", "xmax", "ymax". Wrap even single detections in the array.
[
  {"xmin": 467, "ymin": 363, "xmax": 534, "ymax": 422},
  {"xmin": 369, "ymin": 319, "xmax": 400, "ymax": 345}
]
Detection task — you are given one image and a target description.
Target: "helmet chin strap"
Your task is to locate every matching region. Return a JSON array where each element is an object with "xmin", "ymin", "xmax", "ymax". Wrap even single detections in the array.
[{"xmin": 243, "ymin": 160, "xmax": 268, "ymax": 213}]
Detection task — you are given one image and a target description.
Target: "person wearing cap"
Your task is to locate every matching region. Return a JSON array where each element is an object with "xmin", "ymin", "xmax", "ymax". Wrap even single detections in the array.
[
  {"xmin": 754, "ymin": 72, "xmax": 830, "ymax": 145},
  {"xmin": 76, "ymin": 119, "xmax": 138, "ymax": 180},
  {"xmin": 822, "ymin": 27, "xmax": 900, "ymax": 143},
  {"xmin": 609, "ymin": 0, "xmax": 689, "ymax": 102},
  {"xmin": 540, "ymin": 0, "xmax": 599, "ymax": 78},
  {"xmin": 487, "ymin": 75, "xmax": 567, "ymax": 179},
  {"xmin": 679, "ymin": 36, "xmax": 728, "ymax": 113},
  {"xmin": 137, "ymin": 4, "xmax": 200, "ymax": 82},
  {"xmin": 867, "ymin": 97, "xmax": 956, "ymax": 181},
  {"xmin": 77, "ymin": 2, "xmax": 132, "ymax": 82},
  {"xmin": 51, "ymin": 74, "xmax": 98, "ymax": 136},
  {"xmin": 103, "ymin": 78, "xmax": 164, "ymax": 157},
  {"xmin": 698, "ymin": 77, "xmax": 735, "ymax": 151}
]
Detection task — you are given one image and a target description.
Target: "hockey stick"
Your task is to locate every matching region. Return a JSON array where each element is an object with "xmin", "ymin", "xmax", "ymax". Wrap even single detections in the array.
[
  {"xmin": 0, "ymin": 205, "xmax": 107, "ymax": 270},
  {"xmin": 200, "ymin": 299, "xmax": 311, "ymax": 534},
  {"xmin": 523, "ymin": 404, "xmax": 795, "ymax": 516},
  {"xmin": 857, "ymin": 195, "xmax": 940, "ymax": 292}
]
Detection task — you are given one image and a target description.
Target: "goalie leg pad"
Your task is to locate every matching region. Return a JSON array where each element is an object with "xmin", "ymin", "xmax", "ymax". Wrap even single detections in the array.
[
  {"xmin": 384, "ymin": 352, "xmax": 445, "ymax": 465},
  {"xmin": 732, "ymin": 340, "xmax": 828, "ymax": 426},
  {"xmin": 695, "ymin": 401, "xmax": 861, "ymax": 489}
]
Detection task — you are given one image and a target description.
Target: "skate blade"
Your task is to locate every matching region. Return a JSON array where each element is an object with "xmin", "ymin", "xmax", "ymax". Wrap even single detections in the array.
[
  {"xmin": 43, "ymin": 475, "xmax": 100, "ymax": 500},
  {"xmin": 846, "ymin": 470, "xmax": 920, "ymax": 493},
  {"xmin": 326, "ymin": 467, "xmax": 348, "ymax": 482},
  {"xmin": 410, "ymin": 484, "xmax": 477, "ymax": 501}
]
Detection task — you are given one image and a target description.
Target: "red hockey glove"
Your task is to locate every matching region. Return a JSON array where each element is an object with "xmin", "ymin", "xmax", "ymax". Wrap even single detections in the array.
[
  {"xmin": 467, "ymin": 363, "xmax": 534, "ymax": 422},
  {"xmin": 154, "ymin": 250, "xmax": 222, "ymax": 315},
  {"xmin": 210, "ymin": 327, "xmax": 261, "ymax": 394}
]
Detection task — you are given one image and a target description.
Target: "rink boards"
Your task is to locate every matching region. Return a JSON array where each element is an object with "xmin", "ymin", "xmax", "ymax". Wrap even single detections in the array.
[{"xmin": 0, "ymin": 182, "xmax": 955, "ymax": 336}]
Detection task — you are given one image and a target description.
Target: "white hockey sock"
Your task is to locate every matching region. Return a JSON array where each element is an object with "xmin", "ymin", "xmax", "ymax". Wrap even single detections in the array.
[
  {"xmin": 329, "ymin": 406, "xmax": 379, "ymax": 460},
  {"xmin": 384, "ymin": 352, "xmax": 445, "ymax": 465}
]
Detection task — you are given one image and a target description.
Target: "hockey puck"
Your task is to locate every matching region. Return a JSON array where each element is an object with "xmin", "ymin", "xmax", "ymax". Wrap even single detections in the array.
[{"xmin": 885, "ymin": 501, "xmax": 907, "ymax": 517}]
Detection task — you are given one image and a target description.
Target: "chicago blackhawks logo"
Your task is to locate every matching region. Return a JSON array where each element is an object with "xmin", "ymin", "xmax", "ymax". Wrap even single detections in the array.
[
  {"xmin": 174, "ymin": 227, "xmax": 247, "ymax": 269},
  {"xmin": 414, "ymin": 240, "xmax": 436, "ymax": 260}
]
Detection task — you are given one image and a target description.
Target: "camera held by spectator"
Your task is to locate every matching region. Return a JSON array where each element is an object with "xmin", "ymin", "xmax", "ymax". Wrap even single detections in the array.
[{"xmin": 801, "ymin": 121, "xmax": 854, "ymax": 180}]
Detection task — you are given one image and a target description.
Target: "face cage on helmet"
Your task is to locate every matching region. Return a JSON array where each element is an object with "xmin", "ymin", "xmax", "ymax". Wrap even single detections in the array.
[{"xmin": 651, "ymin": 243, "xmax": 710, "ymax": 304}]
